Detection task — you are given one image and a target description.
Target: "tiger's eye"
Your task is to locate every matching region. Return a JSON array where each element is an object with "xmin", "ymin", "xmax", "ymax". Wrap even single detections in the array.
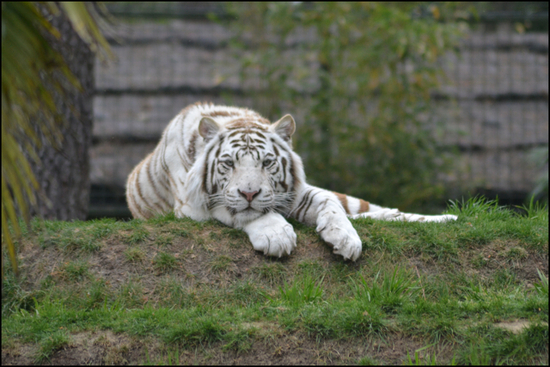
[
  {"xmin": 224, "ymin": 160, "xmax": 234, "ymax": 167},
  {"xmin": 263, "ymin": 159, "xmax": 272, "ymax": 167}
]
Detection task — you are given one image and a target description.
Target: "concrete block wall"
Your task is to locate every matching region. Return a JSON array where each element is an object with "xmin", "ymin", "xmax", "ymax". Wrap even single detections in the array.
[{"xmin": 90, "ymin": 13, "xmax": 548, "ymax": 215}]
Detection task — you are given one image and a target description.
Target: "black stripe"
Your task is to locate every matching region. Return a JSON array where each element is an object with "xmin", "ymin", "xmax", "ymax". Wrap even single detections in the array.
[
  {"xmin": 146, "ymin": 158, "xmax": 171, "ymax": 208},
  {"xmin": 202, "ymin": 143, "xmax": 217, "ymax": 193},
  {"xmin": 293, "ymin": 189, "xmax": 312, "ymax": 220},
  {"xmin": 279, "ymin": 157, "xmax": 288, "ymax": 191},
  {"xmin": 135, "ymin": 165, "xmax": 164, "ymax": 214},
  {"xmin": 301, "ymin": 191, "xmax": 320, "ymax": 221},
  {"xmin": 228, "ymin": 130, "xmax": 243, "ymax": 138},
  {"xmin": 209, "ymin": 160, "xmax": 217, "ymax": 194},
  {"xmin": 160, "ymin": 138, "xmax": 170, "ymax": 173},
  {"xmin": 187, "ymin": 132, "xmax": 197, "ymax": 163},
  {"xmin": 127, "ymin": 171, "xmax": 149, "ymax": 219},
  {"xmin": 177, "ymin": 147, "xmax": 191, "ymax": 171},
  {"xmin": 154, "ymin": 149, "xmax": 172, "ymax": 193}
]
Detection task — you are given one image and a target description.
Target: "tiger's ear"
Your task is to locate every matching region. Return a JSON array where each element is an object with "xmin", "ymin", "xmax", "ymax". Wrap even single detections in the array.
[
  {"xmin": 271, "ymin": 114, "xmax": 295, "ymax": 142},
  {"xmin": 199, "ymin": 117, "xmax": 220, "ymax": 142}
]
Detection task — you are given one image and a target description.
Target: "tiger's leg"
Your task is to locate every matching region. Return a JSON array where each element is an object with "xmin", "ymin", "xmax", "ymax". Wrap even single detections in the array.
[
  {"xmin": 242, "ymin": 212, "xmax": 297, "ymax": 258},
  {"xmin": 290, "ymin": 184, "xmax": 362, "ymax": 261},
  {"xmin": 332, "ymin": 192, "xmax": 458, "ymax": 222}
]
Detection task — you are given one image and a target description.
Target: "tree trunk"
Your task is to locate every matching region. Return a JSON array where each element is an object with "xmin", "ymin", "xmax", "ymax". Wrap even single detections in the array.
[{"xmin": 29, "ymin": 7, "xmax": 94, "ymax": 221}]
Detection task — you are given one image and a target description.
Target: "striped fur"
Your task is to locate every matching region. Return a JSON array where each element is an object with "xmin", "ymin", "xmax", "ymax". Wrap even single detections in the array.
[{"xmin": 126, "ymin": 103, "xmax": 457, "ymax": 261}]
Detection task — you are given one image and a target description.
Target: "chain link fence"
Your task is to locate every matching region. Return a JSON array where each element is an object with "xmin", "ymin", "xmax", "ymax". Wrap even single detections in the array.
[{"xmin": 88, "ymin": 2, "xmax": 548, "ymax": 218}]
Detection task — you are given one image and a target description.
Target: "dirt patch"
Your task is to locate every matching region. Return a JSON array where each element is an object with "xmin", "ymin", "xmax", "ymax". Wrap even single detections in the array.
[
  {"xmin": 460, "ymin": 239, "xmax": 548, "ymax": 285},
  {"xmin": 17, "ymin": 223, "xmax": 546, "ymax": 298},
  {"xmin": 494, "ymin": 321, "xmax": 549, "ymax": 334},
  {"xmin": 2, "ymin": 330, "xmax": 451, "ymax": 365},
  {"xmin": 1, "ymin": 330, "xmax": 140, "ymax": 365},
  {"xmin": 16, "ymin": 221, "xmax": 357, "ymax": 299}
]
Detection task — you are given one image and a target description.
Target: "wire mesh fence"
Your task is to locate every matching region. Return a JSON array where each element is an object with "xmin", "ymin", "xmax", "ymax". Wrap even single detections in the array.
[{"xmin": 88, "ymin": 2, "xmax": 548, "ymax": 218}]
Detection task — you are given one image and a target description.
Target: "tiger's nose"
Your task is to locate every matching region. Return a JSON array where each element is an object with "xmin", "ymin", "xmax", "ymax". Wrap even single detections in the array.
[{"xmin": 238, "ymin": 189, "xmax": 260, "ymax": 202}]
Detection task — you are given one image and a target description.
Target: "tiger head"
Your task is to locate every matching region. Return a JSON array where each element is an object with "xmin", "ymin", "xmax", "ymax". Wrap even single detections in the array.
[{"xmin": 185, "ymin": 114, "xmax": 304, "ymax": 226}]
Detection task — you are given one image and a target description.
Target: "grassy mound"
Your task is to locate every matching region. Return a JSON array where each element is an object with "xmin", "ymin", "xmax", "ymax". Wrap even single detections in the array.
[{"xmin": 2, "ymin": 198, "xmax": 548, "ymax": 365}]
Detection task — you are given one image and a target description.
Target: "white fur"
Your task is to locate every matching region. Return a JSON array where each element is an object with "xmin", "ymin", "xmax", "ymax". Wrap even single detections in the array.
[
  {"xmin": 350, "ymin": 210, "xmax": 458, "ymax": 222},
  {"xmin": 243, "ymin": 212, "xmax": 297, "ymax": 257},
  {"xmin": 127, "ymin": 103, "xmax": 458, "ymax": 263}
]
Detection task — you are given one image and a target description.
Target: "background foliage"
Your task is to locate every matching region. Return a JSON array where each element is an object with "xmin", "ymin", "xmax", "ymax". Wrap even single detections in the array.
[{"xmin": 224, "ymin": 2, "xmax": 471, "ymax": 211}]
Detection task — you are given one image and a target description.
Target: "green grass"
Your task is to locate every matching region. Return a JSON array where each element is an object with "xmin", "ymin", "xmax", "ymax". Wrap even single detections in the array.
[
  {"xmin": 274, "ymin": 274, "xmax": 325, "ymax": 307},
  {"xmin": 124, "ymin": 247, "xmax": 147, "ymax": 263},
  {"xmin": 251, "ymin": 262, "xmax": 287, "ymax": 285},
  {"xmin": 35, "ymin": 330, "xmax": 71, "ymax": 363},
  {"xmin": 153, "ymin": 252, "xmax": 178, "ymax": 272},
  {"xmin": 209, "ymin": 255, "xmax": 233, "ymax": 273},
  {"xmin": 2, "ymin": 197, "xmax": 548, "ymax": 364}
]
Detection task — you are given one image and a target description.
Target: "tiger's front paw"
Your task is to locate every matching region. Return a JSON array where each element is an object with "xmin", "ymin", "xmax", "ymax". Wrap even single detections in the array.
[
  {"xmin": 317, "ymin": 214, "xmax": 362, "ymax": 261},
  {"xmin": 243, "ymin": 213, "xmax": 297, "ymax": 258}
]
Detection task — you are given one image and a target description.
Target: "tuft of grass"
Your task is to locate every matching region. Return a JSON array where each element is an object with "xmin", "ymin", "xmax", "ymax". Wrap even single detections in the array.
[
  {"xmin": 210, "ymin": 255, "xmax": 233, "ymax": 273},
  {"xmin": 144, "ymin": 346, "xmax": 182, "ymax": 365},
  {"xmin": 458, "ymin": 323, "xmax": 549, "ymax": 365},
  {"xmin": 353, "ymin": 268, "xmax": 420, "ymax": 313},
  {"xmin": 153, "ymin": 252, "xmax": 178, "ymax": 272},
  {"xmin": 533, "ymin": 268, "xmax": 548, "ymax": 297},
  {"xmin": 298, "ymin": 259, "xmax": 325, "ymax": 274},
  {"xmin": 505, "ymin": 246, "xmax": 528, "ymax": 260},
  {"xmin": 154, "ymin": 234, "xmax": 174, "ymax": 247},
  {"xmin": 167, "ymin": 227, "xmax": 191, "ymax": 238},
  {"xmin": 61, "ymin": 261, "xmax": 90, "ymax": 282},
  {"xmin": 86, "ymin": 219, "xmax": 116, "ymax": 240},
  {"xmin": 1, "ymin": 273, "xmax": 40, "ymax": 316},
  {"xmin": 404, "ymin": 343, "xmax": 443, "ymax": 365},
  {"xmin": 208, "ymin": 232, "xmax": 221, "ymax": 241},
  {"xmin": 471, "ymin": 254, "xmax": 488, "ymax": 269},
  {"xmin": 155, "ymin": 278, "xmax": 197, "ymax": 308},
  {"xmin": 357, "ymin": 355, "xmax": 381, "ymax": 365},
  {"xmin": 147, "ymin": 212, "xmax": 177, "ymax": 225},
  {"xmin": 125, "ymin": 227, "xmax": 149, "ymax": 244},
  {"xmin": 252, "ymin": 263, "xmax": 287, "ymax": 285},
  {"xmin": 447, "ymin": 195, "xmax": 507, "ymax": 218},
  {"xmin": 275, "ymin": 274, "xmax": 324, "ymax": 307},
  {"xmin": 517, "ymin": 196, "xmax": 548, "ymax": 220},
  {"xmin": 220, "ymin": 228, "xmax": 247, "ymax": 240},
  {"xmin": 80, "ymin": 239, "xmax": 102, "ymax": 252},
  {"xmin": 124, "ymin": 247, "xmax": 147, "ymax": 264},
  {"xmin": 34, "ymin": 331, "xmax": 70, "ymax": 363},
  {"xmin": 117, "ymin": 280, "xmax": 145, "ymax": 308},
  {"xmin": 165, "ymin": 316, "xmax": 226, "ymax": 347},
  {"xmin": 223, "ymin": 281, "xmax": 265, "ymax": 307},
  {"xmin": 493, "ymin": 268, "xmax": 518, "ymax": 288},
  {"xmin": 84, "ymin": 279, "xmax": 110, "ymax": 309},
  {"xmin": 425, "ymin": 317, "xmax": 459, "ymax": 343},
  {"xmin": 221, "ymin": 228, "xmax": 248, "ymax": 248},
  {"xmin": 222, "ymin": 328, "xmax": 255, "ymax": 354}
]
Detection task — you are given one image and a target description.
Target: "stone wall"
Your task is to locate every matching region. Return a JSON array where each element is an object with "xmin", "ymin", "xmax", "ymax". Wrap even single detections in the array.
[{"xmin": 90, "ymin": 14, "xmax": 548, "ymax": 215}]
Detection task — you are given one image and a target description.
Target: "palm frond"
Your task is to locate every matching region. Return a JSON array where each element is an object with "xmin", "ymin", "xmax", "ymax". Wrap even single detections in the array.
[{"xmin": 1, "ymin": 2, "xmax": 112, "ymax": 277}]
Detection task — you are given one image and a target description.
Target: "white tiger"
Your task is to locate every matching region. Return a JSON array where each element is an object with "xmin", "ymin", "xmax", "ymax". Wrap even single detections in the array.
[{"xmin": 126, "ymin": 102, "xmax": 457, "ymax": 261}]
